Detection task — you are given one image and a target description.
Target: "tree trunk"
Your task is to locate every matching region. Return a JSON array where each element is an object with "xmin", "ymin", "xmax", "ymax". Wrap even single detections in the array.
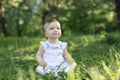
[
  {"xmin": 42, "ymin": 2, "xmax": 57, "ymax": 25},
  {"xmin": 16, "ymin": 18, "xmax": 21, "ymax": 36},
  {"xmin": 115, "ymin": 0, "xmax": 120, "ymax": 31},
  {"xmin": 42, "ymin": 10, "xmax": 49, "ymax": 25},
  {"xmin": 16, "ymin": 7, "xmax": 22, "ymax": 36},
  {"xmin": 0, "ymin": 17, "xmax": 8, "ymax": 36},
  {"xmin": 0, "ymin": 1, "xmax": 8, "ymax": 36}
]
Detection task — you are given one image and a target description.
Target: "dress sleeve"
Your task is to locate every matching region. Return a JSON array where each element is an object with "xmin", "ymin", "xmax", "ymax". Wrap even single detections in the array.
[
  {"xmin": 40, "ymin": 41, "xmax": 45, "ymax": 46},
  {"xmin": 62, "ymin": 42, "xmax": 67, "ymax": 49}
]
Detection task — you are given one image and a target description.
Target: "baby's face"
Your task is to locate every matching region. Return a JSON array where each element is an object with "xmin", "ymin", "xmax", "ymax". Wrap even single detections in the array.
[{"xmin": 44, "ymin": 21, "xmax": 62, "ymax": 39}]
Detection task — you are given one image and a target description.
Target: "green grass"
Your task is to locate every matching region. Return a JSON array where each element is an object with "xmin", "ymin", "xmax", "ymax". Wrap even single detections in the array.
[{"xmin": 0, "ymin": 32, "xmax": 120, "ymax": 80}]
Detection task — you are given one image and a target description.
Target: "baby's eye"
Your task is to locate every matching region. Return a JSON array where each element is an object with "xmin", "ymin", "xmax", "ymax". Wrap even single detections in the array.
[
  {"xmin": 50, "ymin": 27, "xmax": 54, "ymax": 30},
  {"xmin": 57, "ymin": 27, "xmax": 60, "ymax": 30}
]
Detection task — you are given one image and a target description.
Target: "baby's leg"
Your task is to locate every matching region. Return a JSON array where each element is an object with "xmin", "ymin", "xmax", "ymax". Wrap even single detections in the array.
[
  {"xmin": 36, "ymin": 66, "xmax": 45, "ymax": 75},
  {"xmin": 36, "ymin": 65, "xmax": 54, "ymax": 75}
]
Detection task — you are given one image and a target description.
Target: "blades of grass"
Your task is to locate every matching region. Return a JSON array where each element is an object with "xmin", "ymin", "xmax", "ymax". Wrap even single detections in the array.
[
  {"xmin": 29, "ymin": 66, "xmax": 36, "ymax": 80},
  {"xmin": 17, "ymin": 68, "xmax": 25, "ymax": 80},
  {"xmin": 88, "ymin": 67, "xmax": 106, "ymax": 80},
  {"xmin": 102, "ymin": 61, "xmax": 114, "ymax": 80},
  {"xmin": 75, "ymin": 67, "xmax": 82, "ymax": 80},
  {"xmin": 66, "ymin": 69, "xmax": 75, "ymax": 80}
]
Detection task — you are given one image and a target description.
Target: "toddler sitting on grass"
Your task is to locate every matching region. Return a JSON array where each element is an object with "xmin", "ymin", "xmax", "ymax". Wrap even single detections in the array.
[{"xmin": 36, "ymin": 19, "xmax": 76, "ymax": 78}]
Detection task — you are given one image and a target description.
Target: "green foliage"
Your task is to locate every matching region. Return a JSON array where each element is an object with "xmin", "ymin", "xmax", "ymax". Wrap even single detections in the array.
[
  {"xmin": 59, "ymin": 0, "xmax": 116, "ymax": 34},
  {"xmin": 104, "ymin": 32, "xmax": 120, "ymax": 45},
  {"xmin": 0, "ymin": 32, "xmax": 120, "ymax": 80},
  {"xmin": 0, "ymin": 0, "xmax": 118, "ymax": 36}
]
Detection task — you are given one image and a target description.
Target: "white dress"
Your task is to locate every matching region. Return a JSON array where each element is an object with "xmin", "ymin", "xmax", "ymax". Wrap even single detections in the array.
[{"xmin": 36, "ymin": 40, "xmax": 76, "ymax": 75}]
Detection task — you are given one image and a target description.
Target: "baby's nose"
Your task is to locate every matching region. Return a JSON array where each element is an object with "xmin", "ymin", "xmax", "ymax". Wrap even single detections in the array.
[{"xmin": 54, "ymin": 29, "xmax": 58, "ymax": 31}]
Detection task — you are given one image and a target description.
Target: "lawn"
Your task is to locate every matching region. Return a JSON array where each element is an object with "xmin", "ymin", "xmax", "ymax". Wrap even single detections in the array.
[{"xmin": 0, "ymin": 32, "xmax": 120, "ymax": 80}]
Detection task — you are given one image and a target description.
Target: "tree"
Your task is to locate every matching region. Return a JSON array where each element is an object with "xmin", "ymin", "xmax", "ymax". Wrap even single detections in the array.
[
  {"xmin": 0, "ymin": 0, "xmax": 118, "ymax": 36},
  {"xmin": 114, "ymin": 0, "xmax": 120, "ymax": 31},
  {"xmin": 0, "ymin": 0, "xmax": 8, "ymax": 36}
]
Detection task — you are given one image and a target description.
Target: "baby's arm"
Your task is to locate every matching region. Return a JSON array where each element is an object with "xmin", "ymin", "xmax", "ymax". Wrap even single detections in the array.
[
  {"xmin": 63, "ymin": 47, "xmax": 75, "ymax": 64},
  {"xmin": 36, "ymin": 45, "xmax": 47, "ymax": 67}
]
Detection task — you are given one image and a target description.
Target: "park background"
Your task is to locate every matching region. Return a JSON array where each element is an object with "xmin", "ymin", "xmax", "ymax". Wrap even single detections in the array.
[{"xmin": 0, "ymin": 0, "xmax": 120, "ymax": 80}]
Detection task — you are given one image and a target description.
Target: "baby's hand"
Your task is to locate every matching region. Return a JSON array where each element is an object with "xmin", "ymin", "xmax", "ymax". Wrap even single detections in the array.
[
  {"xmin": 70, "ymin": 62, "xmax": 76, "ymax": 69},
  {"xmin": 39, "ymin": 61, "xmax": 47, "ymax": 67}
]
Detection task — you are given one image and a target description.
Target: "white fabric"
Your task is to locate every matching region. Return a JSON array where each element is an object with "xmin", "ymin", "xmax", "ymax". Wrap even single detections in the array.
[
  {"xmin": 36, "ymin": 61, "xmax": 76, "ymax": 74},
  {"xmin": 36, "ymin": 40, "xmax": 76, "ymax": 75}
]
